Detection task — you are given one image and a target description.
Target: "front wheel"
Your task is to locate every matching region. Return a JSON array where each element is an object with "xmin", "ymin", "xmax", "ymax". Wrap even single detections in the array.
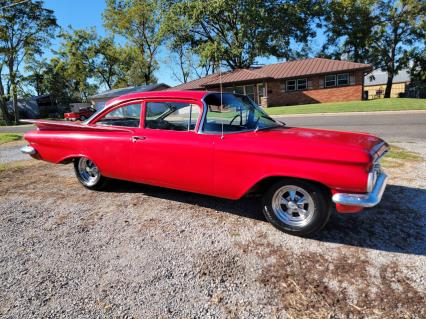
[
  {"xmin": 262, "ymin": 179, "xmax": 330, "ymax": 236},
  {"xmin": 73, "ymin": 157, "xmax": 108, "ymax": 190}
]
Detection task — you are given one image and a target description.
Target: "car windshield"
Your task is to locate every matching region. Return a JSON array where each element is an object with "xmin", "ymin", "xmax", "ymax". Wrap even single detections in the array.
[
  {"xmin": 84, "ymin": 105, "xmax": 106, "ymax": 124},
  {"xmin": 202, "ymin": 93, "xmax": 281, "ymax": 134}
]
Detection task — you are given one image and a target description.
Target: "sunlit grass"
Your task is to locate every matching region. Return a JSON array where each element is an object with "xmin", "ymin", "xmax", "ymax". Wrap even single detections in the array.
[
  {"xmin": 382, "ymin": 145, "xmax": 423, "ymax": 168},
  {"xmin": 266, "ymin": 98, "xmax": 426, "ymax": 115},
  {"xmin": 0, "ymin": 133, "xmax": 22, "ymax": 145}
]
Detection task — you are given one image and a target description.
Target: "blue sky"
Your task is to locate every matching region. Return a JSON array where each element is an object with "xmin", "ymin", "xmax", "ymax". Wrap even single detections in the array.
[
  {"xmin": 43, "ymin": 0, "xmax": 187, "ymax": 87},
  {"xmin": 42, "ymin": 0, "xmax": 325, "ymax": 89}
]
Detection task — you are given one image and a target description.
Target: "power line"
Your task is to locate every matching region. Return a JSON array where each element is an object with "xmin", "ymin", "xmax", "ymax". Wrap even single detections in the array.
[{"xmin": 0, "ymin": 0, "xmax": 31, "ymax": 10}]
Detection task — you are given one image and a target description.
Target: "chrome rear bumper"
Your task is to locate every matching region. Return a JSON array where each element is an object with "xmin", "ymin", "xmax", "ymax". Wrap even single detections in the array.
[
  {"xmin": 332, "ymin": 172, "xmax": 388, "ymax": 207},
  {"xmin": 20, "ymin": 145, "xmax": 37, "ymax": 155}
]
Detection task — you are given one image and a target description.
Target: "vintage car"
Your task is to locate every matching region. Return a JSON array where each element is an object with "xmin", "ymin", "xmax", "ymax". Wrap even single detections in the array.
[
  {"xmin": 21, "ymin": 91, "xmax": 389, "ymax": 236},
  {"xmin": 64, "ymin": 106, "xmax": 96, "ymax": 121}
]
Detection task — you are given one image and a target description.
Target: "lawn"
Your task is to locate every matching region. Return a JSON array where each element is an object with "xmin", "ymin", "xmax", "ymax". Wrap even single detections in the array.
[
  {"xmin": 265, "ymin": 98, "xmax": 426, "ymax": 116},
  {"xmin": 0, "ymin": 133, "xmax": 22, "ymax": 145}
]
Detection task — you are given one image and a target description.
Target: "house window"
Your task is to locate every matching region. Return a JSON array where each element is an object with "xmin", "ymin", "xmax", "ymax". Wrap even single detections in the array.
[
  {"xmin": 245, "ymin": 85, "xmax": 255, "ymax": 101},
  {"xmin": 234, "ymin": 86, "xmax": 245, "ymax": 95},
  {"xmin": 325, "ymin": 75, "xmax": 336, "ymax": 87},
  {"xmin": 297, "ymin": 78, "xmax": 307, "ymax": 90},
  {"xmin": 337, "ymin": 73, "xmax": 349, "ymax": 86},
  {"xmin": 286, "ymin": 80, "xmax": 296, "ymax": 91},
  {"xmin": 284, "ymin": 78, "xmax": 308, "ymax": 92},
  {"xmin": 226, "ymin": 85, "xmax": 256, "ymax": 102}
]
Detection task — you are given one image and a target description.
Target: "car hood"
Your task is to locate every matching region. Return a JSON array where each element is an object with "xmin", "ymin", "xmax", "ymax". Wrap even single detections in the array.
[{"xmin": 250, "ymin": 126, "xmax": 386, "ymax": 164}]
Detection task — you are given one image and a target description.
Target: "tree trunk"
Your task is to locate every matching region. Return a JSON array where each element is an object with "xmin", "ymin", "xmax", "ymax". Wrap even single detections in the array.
[
  {"xmin": 12, "ymin": 87, "xmax": 19, "ymax": 124},
  {"xmin": 0, "ymin": 98, "xmax": 12, "ymax": 125},
  {"xmin": 384, "ymin": 73, "xmax": 393, "ymax": 98},
  {"xmin": 0, "ymin": 72, "xmax": 12, "ymax": 125},
  {"xmin": 8, "ymin": 60, "xmax": 19, "ymax": 124}
]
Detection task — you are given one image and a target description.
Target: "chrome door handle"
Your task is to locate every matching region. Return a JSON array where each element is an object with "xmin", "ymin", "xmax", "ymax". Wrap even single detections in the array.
[{"xmin": 132, "ymin": 136, "xmax": 146, "ymax": 142}]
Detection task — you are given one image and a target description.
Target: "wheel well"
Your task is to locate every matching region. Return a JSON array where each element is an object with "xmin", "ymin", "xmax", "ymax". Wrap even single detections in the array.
[
  {"xmin": 59, "ymin": 156, "xmax": 80, "ymax": 164},
  {"xmin": 246, "ymin": 176, "xmax": 331, "ymax": 198}
]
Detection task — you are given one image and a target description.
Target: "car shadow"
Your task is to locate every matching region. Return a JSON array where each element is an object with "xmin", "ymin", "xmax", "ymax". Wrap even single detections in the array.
[
  {"xmin": 104, "ymin": 180, "xmax": 267, "ymax": 222},
  {"xmin": 106, "ymin": 181, "xmax": 425, "ymax": 256},
  {"xmin": 313, "ymin": 184, "xmax": 426, "ymax": 256}
]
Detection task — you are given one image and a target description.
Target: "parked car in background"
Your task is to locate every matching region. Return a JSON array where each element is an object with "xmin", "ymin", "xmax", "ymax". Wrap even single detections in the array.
[
  {"xmin": 64, "ymin": 106, "xmax": 96, "ymax": 121},
  {"xmin": 20, "ymin": 91, "xmax": 389, "ymax": 236}
]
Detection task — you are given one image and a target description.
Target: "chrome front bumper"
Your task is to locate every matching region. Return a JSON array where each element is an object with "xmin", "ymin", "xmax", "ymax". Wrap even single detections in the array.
[
  {"xmin": 332, "ymin": 172, "xmax": 389, "ymax": 208},
  {"xmin": 20, "ymin": 145, "xmax": 37, "ymax": 155}
]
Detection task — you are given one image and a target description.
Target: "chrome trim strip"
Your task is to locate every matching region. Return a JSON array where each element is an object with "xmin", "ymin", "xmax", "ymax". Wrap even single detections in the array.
[
  {"xmin": 332, "ymin": 171, "xmax": 388, "ymax": 208},
  {"xmin": 20, "ymin": 145, "xmax": 37, "ymax": 155}
]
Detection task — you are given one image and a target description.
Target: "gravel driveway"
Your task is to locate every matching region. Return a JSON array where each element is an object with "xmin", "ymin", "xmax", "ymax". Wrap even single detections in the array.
[
  {"xmin": 0, "ymin": 140, "xmax": 28, "ymax": 164},
  {"xmin": 0, "ymin": 141, "xmax": 425, "ymax": 318}
]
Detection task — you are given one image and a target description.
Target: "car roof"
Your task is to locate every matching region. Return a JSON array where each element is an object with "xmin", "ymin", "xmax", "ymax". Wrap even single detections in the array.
[{"xmin": 105, "ymin": 90, "xmax": 210, "ymax": 108}]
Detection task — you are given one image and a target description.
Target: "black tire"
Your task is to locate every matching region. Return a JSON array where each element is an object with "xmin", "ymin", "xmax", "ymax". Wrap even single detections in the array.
[
  {"xmin": 262, "ymin": 178, "xmax": 331, "ymax": 236},
  {"xmin": 73, "ymin": 157, "xmax": 109, "ymax": 190}
]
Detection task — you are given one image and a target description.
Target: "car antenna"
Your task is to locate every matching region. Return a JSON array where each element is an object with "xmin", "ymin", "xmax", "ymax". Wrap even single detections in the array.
[{"xmin": 219, "ymin": 61, "xmax": 224, "ymax": 140}]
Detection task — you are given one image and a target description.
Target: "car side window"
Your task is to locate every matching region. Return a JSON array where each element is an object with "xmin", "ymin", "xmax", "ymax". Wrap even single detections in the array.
[
  {"xmin": 145, "ymin": 102, "xmax": 200, "ymax": 131},
  {"xmin": 96, "ymin": 103, "xmax": 141, "ymax": 127}
]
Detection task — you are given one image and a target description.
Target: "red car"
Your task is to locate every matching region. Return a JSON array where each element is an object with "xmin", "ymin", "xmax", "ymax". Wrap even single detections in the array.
[
  {"xmin": 21, "ymin": 91, "xmax": 388, "ymax": 236},
  {"xmin": 64, "ymin": 106, "xmax": 96, "ymax": 121}
]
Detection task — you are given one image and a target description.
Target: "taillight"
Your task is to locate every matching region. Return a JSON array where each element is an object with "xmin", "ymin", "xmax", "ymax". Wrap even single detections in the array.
[{"xmin": 367, "ymin": 163, "xmax": 381, "ymax": 192}]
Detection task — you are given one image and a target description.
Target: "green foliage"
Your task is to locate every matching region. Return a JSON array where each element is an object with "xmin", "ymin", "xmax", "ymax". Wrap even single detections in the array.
[
  {"xmin": 103, "ymin": 0, "xmax": 164, "ymax": 84},
  {"xmin": 323, "ymin": 0, "xmax": 377, "ymax": 63},
  {"xmin": 324, "ymin": 0, "xmax": 425, "ymax": 98},
  {"xmin": 0, "ymin": 0, "xmax": 58, "ymax": 124},
  {"xmin": 410, "ymin": 49, "xmax": 426, "ymax": 83},
  {"xmin": 370, "ymin": 0, "xmax": 425, "ymax": 97},
  {"xmin": 162, "ymin": 0, "xmax": 322, "ymax": 70}
]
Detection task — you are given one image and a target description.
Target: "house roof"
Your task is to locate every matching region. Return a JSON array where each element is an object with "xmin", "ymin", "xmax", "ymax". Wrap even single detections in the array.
[
  {"xmin": 364, "ymin": 69, "xmax": 411, "ymax": 86},
  {"xmin": 89, "ymin": 83, "xmax": 170, "ymax": 100},
  {"xmin": 171, "ymin": 58, "xmax": 372, "ymax": 90}
]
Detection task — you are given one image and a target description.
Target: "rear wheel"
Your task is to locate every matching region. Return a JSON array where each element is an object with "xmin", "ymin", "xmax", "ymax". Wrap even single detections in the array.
[
  {"xmin": 262, "ymin": 179, "xmax": 330, "ymax": 236},
  {"xmin": 74, "ymin": 157, "xmax": 108, "ymax": 190}
]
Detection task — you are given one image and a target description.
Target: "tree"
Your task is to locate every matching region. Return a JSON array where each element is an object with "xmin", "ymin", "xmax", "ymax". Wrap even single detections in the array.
[
  {"xmin": 370, "ymin": 0, "xmax": 425, "ymax": 98},
  {"xmin": 163, "ymin": 0, "xmax": 322, "ymax": 71},
  {"xmin": 0, "ymin": 0, "xmax": 57, "ymax": 124},
  {"xmin": 23, "ymin": 56, "xmax": 49, "ymax": 96},
  {"xmin": 55, "ymin": 28, "xmax": 99, "ymax": 101},
  {"xmin": 323, "ymin": 0, "xmax": 378, "ymax": 63},
  {"xmin": 119, "ymin": 45, "xmax": 158, "ymax": 86},
  {"xmin": 93, "ymin": 36, "xmax": 128, "ymax": 89},
  {"xmin": 410, "ymin": 48, "xmax": 426, "ymax": 83},
  {"xmin": 103, "ymin": 0, "xmax": 164, "ymax": 84}
]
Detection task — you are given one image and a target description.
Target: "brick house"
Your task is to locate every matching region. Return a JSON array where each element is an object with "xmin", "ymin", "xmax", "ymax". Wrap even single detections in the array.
[{"xmin": 170, "ymin": 58, "xmax": 372, "ymax": 107}]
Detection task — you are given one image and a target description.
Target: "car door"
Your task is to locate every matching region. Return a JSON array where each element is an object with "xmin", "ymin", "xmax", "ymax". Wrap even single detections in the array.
[
  {"xmin": 131, "ymin": 99, "xmax": 215, "ymax": 195},
  {"xmin": 85, "ymin": 101, "xmax": 142, "ymax": 181}
]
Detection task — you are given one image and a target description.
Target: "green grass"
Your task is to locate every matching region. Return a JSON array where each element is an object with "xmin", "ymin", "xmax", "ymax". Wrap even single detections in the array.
[
  {"xmin": 265, "ymin": 98, "xmax": 426, "ymax": 116},
  {"xmin": 0, "ymin": 133, "xmax": 22, "ymax": 145},
  {"xmin": 385, "ymin": 145, "xmax": 422, "ymax": 161},
  {"xmin": 382, "ymin": 145, "xmax": 423, "ymax": 168}
]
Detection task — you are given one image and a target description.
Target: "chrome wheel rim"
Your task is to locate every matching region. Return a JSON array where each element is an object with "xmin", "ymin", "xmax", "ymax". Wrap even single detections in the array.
[
  {"xmin": 77, "ymin": 158, "xmax": 100, "ymax": 186},
  {"xmin": 272, "ymin": 185, "xmax": 315, "ymax": 227}
]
